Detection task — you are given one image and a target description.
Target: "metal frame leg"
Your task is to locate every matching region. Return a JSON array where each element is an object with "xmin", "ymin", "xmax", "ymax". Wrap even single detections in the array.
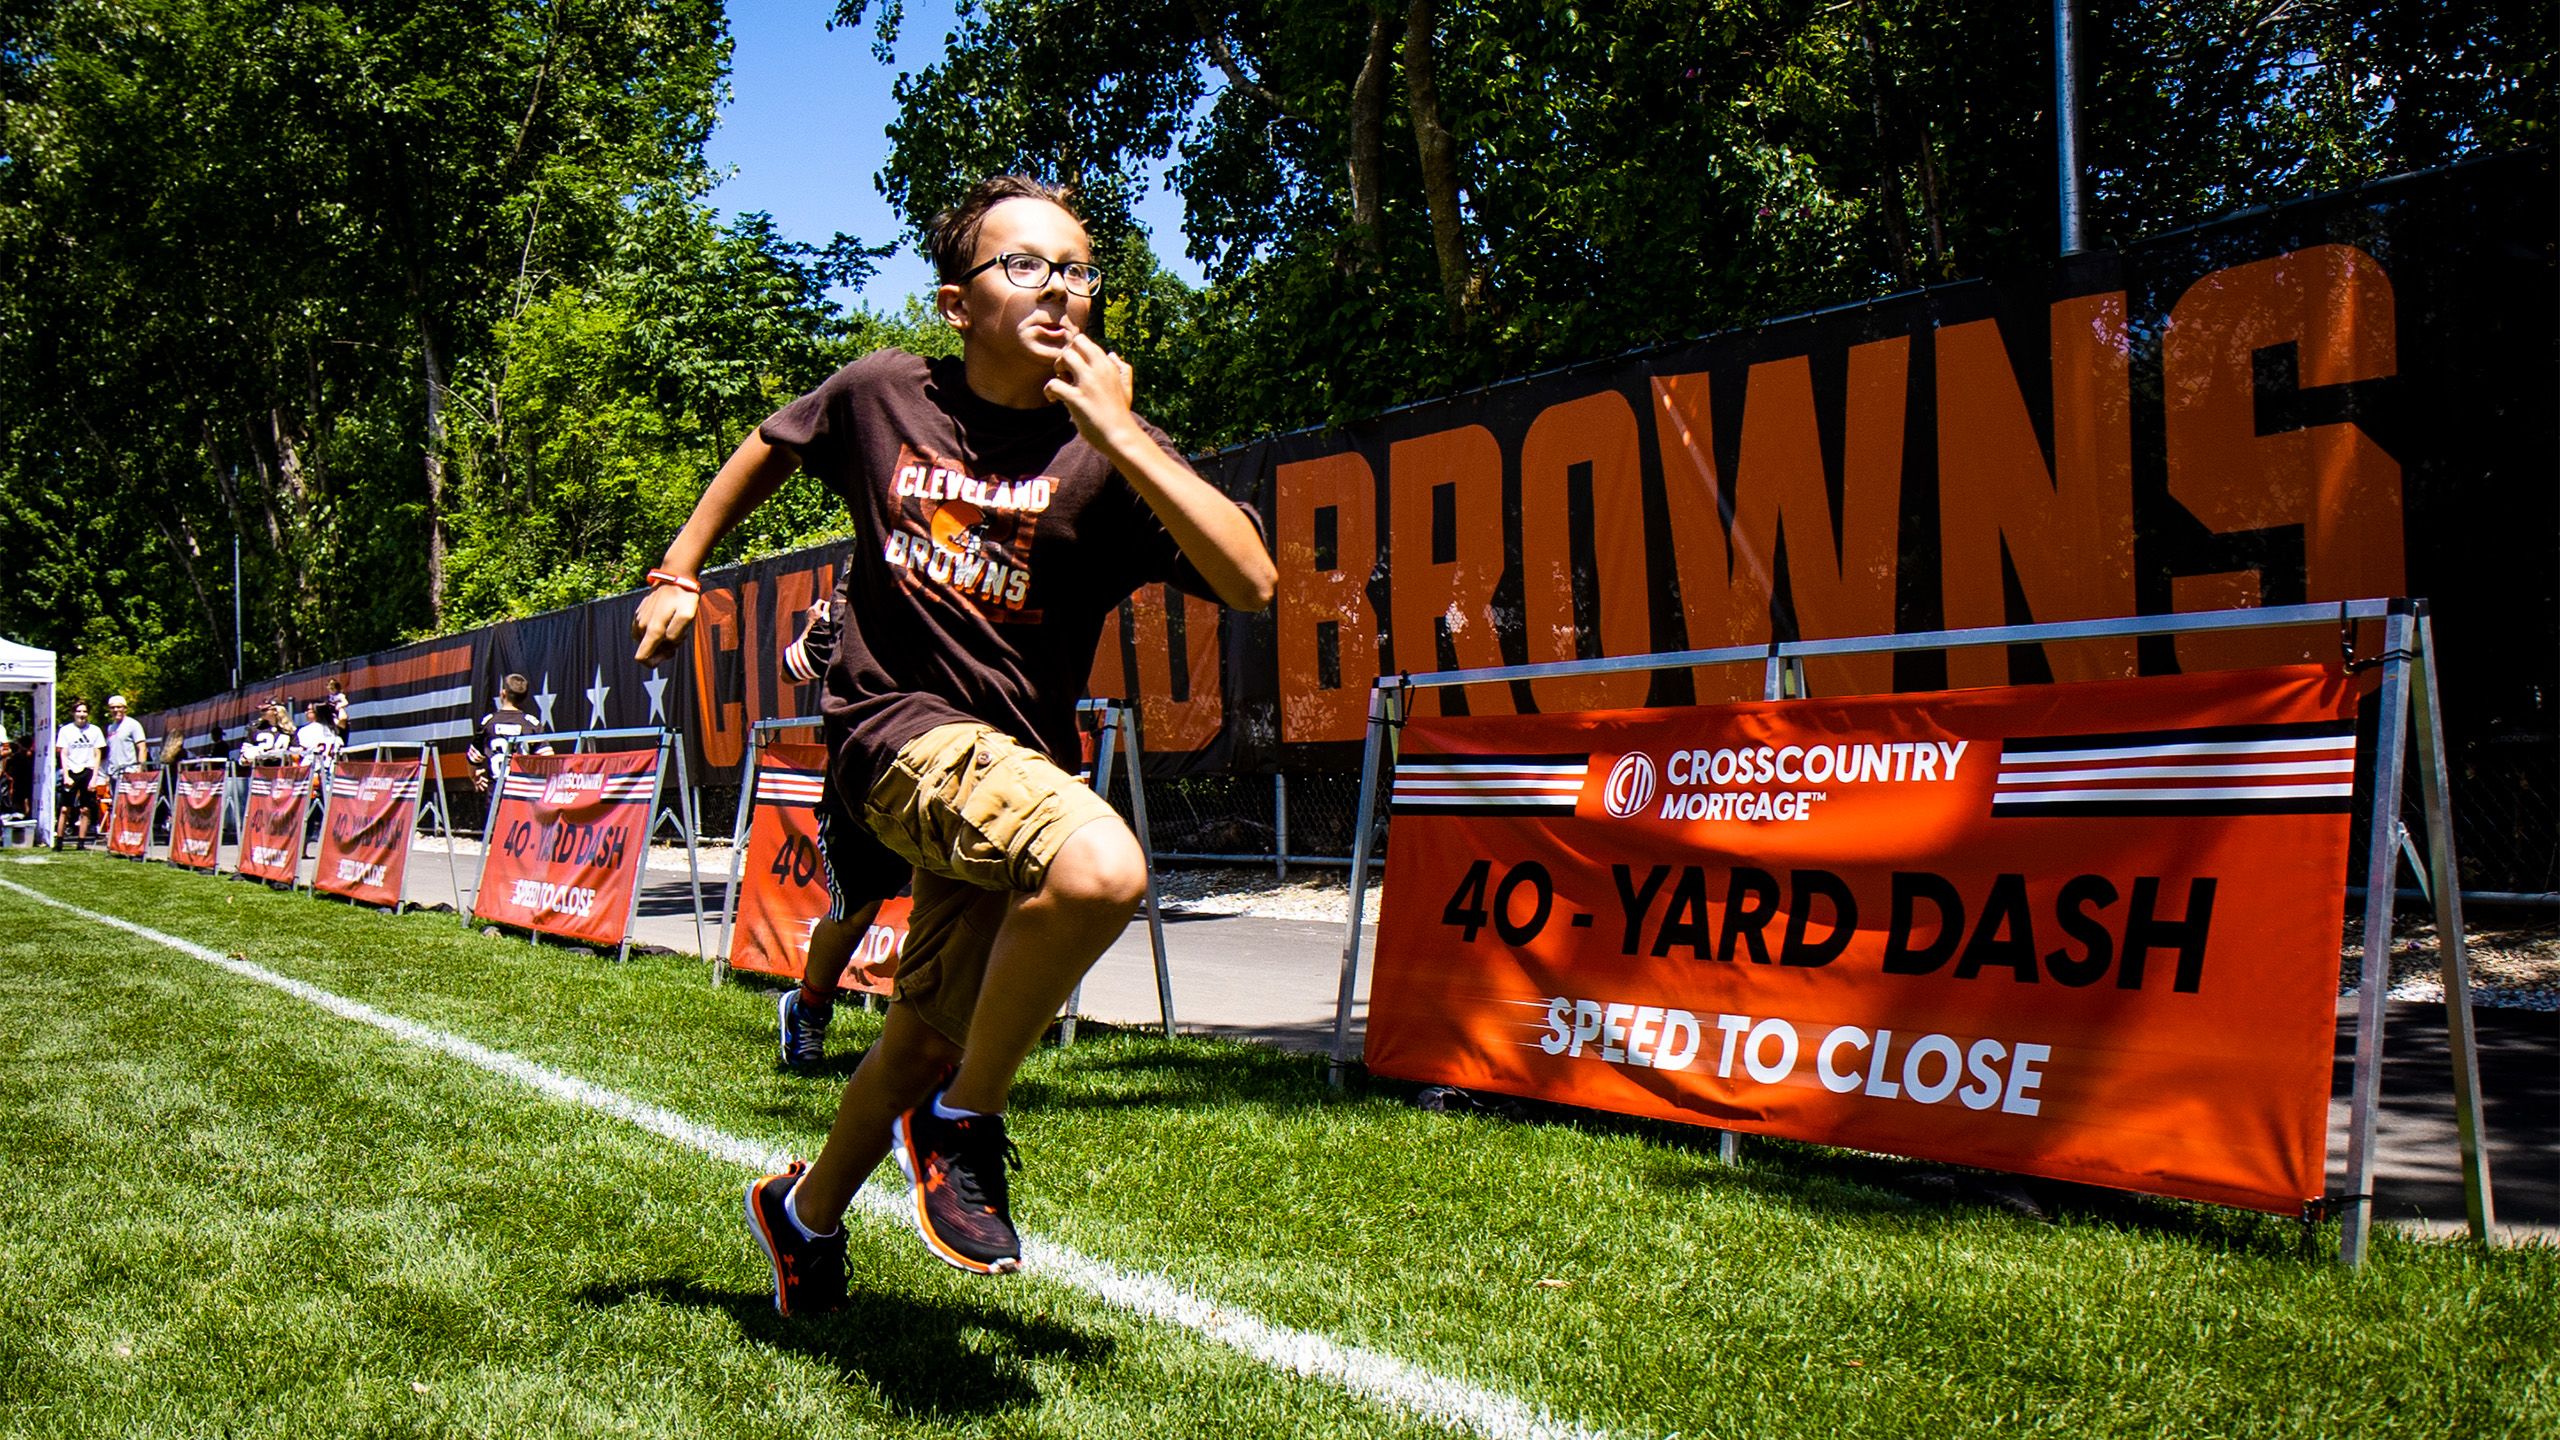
[
  {"xmin": 1119, "ymin": 708, "xmax": 1175, "ymax": 1038},
  {"xmin": 676, "ymin": 745, "xmax": 707, "ymax": 973},
  {"xmin": 716, "ymin": 729, "xmax": 764, "ymax": 986},
  {"xmin": 1330, "ymin": 685, "xmax": 1397, "ymax": 1086},
  {"xmin": 2410, "ymin": 611, "xmax": 2495, "ymax": 1243},
  {"xmin": 1060, "ymin": 705, "xmax": 1120, "ymax": 1047},
  {"xmin": 2341, "ymin": 606, "xmax": 2417, "ymax": 1266},
  {"xmin": 429, "ymin": 749, "xmax": 462, "ymax": 917}
]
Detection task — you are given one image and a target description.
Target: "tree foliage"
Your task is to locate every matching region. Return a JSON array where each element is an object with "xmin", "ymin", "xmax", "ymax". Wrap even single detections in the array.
[
  {"xmin": 842, "ymin": 0, "xmax": 2552, "ymax": 447},
  {"xmin": 0, "ymin": 0, "xmax": 731, "ymax": 700},
  {"xmin": 0, "ymin": 0, "xmax": 2548, "ymax": 713},
  {"xmin": 436, "ymin": 197, "xmax": 948, "ymax": 626}
]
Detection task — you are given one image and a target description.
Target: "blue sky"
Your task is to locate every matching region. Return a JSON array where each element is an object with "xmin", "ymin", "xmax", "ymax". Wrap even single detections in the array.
[{"xmin": 701, "ymin": 0, "xmax": 1202, "ymax": 306}]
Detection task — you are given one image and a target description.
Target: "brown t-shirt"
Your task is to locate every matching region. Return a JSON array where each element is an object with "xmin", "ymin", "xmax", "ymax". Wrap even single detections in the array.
[{"xmin": 760, "ymin": 349, "xmax": 1259, "ymax": 796}]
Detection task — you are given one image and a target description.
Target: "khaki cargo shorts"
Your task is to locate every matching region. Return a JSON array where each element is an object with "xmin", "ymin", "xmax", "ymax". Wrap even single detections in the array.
[{"xmin": 861, "ymin": 722, "xmax": 1122, "ymax": 1044}]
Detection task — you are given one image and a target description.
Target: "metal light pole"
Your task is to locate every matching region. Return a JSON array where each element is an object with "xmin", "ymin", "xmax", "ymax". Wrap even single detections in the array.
[
  {"xmin": 2055, "ymin": 0, "xmax": 2089, "ymax": 254},
  {"xmin": 231, "ymin": 533, "xmax": 243, "ymax": 690}
]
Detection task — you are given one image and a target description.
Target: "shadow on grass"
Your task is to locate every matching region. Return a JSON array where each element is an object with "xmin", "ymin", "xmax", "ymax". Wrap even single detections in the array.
[
  {"xmin": 726, "ymin": 1019, "xmax": 2337, "ymax": 1264},
  {"xmin": 576, "ymin": 1275, "xmax": 1114, "ymax": 1417}
]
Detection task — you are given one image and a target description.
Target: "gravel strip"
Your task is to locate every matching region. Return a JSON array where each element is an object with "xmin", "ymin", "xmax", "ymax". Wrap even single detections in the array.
[{"xmin": 2341, "ymin": 913, "xmax": 2560, "ymax": 1012}]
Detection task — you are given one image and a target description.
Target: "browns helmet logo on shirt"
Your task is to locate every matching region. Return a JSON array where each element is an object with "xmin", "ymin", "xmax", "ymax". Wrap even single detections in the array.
[{"xmin": 882, "ymin": 445, "xmax": 1048, "ymax": 622}]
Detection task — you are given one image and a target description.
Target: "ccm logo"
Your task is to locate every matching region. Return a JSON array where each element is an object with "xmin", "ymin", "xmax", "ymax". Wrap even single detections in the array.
[{"xmin": 1602, "ymin": 753, "xmax": 1655, "ymax": 818}]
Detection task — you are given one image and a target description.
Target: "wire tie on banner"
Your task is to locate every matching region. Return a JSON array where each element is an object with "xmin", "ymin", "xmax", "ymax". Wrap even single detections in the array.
[
  {"xmin": 2338, "ymin": 601, "xmax": 2414, "ymax": 674},
  {"xmin": 1386, "ymin": 672, "xmax": 1414, "ymax": 730}
]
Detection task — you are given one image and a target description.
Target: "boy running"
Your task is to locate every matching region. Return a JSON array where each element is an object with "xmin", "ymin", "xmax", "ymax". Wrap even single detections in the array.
[{"xmin": 632, "ymin": 176, "xmax": 1272, "ymax": 1309}]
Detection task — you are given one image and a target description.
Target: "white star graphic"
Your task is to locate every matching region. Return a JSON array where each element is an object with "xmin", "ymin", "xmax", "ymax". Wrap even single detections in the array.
[
  {"xmin": 642, "ymin": 670, "xmax": 669, "ymax": 724},
  {"xmin": 533, "ymin": 674, "xmax": 558, "ymax": 729},
  {"xmin": 586, "ymin": 665, "xmax": 612, "ymax": 727}
]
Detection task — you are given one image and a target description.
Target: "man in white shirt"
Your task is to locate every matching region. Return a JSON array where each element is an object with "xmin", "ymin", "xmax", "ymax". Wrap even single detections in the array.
[
  {"xmin": 102, "ymin": 695, "xmax": 148, "ymax": 778},
  {"xmin": 54, "ymin": 701, "xmax": 106, "ymax": 847}
]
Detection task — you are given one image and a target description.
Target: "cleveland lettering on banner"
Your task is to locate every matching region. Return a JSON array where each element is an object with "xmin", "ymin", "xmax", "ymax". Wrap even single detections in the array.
[
  {"xmin": 727, "ymin": 739, "xmax": 906, "ymax": 992},
  {"xmin": 1367, "ymin": 665, "xmax": 2359, "ymax": 1215},
  {"xmin": 107, "ymin": 775, "xmax": 159, "ymax": 858},
  {"xmin": 314, "ymin": 758, "xmax": 426, "ymax": 909},
  {"xmin": 472, "ymin": 749, "xmax": 660, "ymax": 948},
  {"xmin": 169, "ymin": 770, "xmax": 225, "ymax": 873},
  {"xmin": 235, "ymin": 764, "xmax": 314, "ymax": 885}
]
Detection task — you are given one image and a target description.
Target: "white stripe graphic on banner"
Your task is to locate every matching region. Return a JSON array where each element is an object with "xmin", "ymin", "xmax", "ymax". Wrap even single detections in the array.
[
  {"xmin": 1999, "ymin": 735, "xmax": 2353, "ymax": 766},
  {"xmin": 1992, "ymin": 782, "xmax": 2354, "ymax": 805},
  {"xmin": 346, "ymin": 684, "xmax": 475, "ymax": 721},
  {"xmin": 0, "ymin": 878, "xmax": 1616, "ymax": 1440},
  {"xmin": 1397, "ymin": 763, "xmax": 1588, "ymax": 778},
  {"xmin": 759, "ymin": 775, "xmax": 826, "ymax": 803},
  {"xmin": 351, "ymin": 718, "xmax": 477, "ymax": 745},
  {"xmin": 1392, "ymin": 789, "xmax": 1587, "ymax": 799},
  {"xmin": 1996, "ymin": 757, "xmax": 2355, "ymax": 785}
]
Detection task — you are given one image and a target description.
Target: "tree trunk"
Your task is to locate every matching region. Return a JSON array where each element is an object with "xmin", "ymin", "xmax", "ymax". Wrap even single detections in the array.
[
  {"xmin": 1345, "ymin": 7, "xmax": 1395, "ymax": 269},
  {"xmin": 1857, "ymin": 11, "xmax": 1919, "ymax": 289},
  {"xmin": 1912, "ymin": 119, "xmax": 1950, "ymax": 277},
  {"xmin": 422, "ymin": 320, "xmax": 448, "ymax": 621},
  {"xmin": 152, "ymin": 505, "xmax": 223, "ymax": 664},
  {"xmin": 1402, "ymin": 0, "xmax": 1476, "ymax": 333}
]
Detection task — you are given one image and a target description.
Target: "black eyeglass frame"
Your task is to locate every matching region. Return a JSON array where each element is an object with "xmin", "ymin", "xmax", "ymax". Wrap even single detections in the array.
[{"xmin": 950, "ymin": 252, "xmax": 1106, "ymax": 297}]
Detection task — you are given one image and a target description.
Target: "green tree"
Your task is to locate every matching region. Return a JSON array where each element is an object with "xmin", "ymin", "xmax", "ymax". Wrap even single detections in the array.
[
  {"xmin": 0, "ymin": 0, "xmax": 726, "ymax": 696},
  {"xmin": 440, "ymin": 195, "xmax": 918, "ymax": 624},
  {"xmin": 842, "ymin": 0, "xmax": 2552, "ymax": 445}
]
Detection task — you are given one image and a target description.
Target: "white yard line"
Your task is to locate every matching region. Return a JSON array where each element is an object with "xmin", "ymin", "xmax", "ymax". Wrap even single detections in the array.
[{"xmin": 0, "ymin": 873, "xmax": 1615, "ymax": 1440}]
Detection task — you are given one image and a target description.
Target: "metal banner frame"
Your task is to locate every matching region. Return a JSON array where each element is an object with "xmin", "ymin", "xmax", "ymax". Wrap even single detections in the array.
[
  {"xmin": 168, "ymin": 758, "xmax": 233, "ymax": 873},
  {"xmin": 469, "ymin": 726, "xmax": 702, "ymax": 964},
  {"xmin": 317, "ymin": 741, "xmax": 458, "ymax": 913},
  {"xmin": 717, "ymin": 717, "xmax": 823, "ymax": 989},
  {"xmin": 1062, "ymin": 699, "xmax": 1174, "ymax": 1043},
  {"xmin": 1331, "ymin": 598, "xmax": 2490, "ymax": 1265}
]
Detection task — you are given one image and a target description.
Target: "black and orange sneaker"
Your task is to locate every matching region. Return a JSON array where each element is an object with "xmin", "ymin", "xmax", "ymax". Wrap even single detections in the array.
[
  {"xmin": 744, "ymin": 1161, "xmax": 845, "ymax": 1316},
  {"xmin": 890, "ymin": 1097, "xmax": 1023, "ymax": 1275}
]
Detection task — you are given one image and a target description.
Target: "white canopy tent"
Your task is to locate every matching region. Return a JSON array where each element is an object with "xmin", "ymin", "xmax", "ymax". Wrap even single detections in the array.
[{"xmin": 0, "ymin": 636, "xmax": 57, "ymax": 842}]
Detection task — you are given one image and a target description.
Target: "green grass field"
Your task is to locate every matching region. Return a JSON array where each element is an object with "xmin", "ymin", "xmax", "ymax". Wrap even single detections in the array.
[{"xmin": 0, "ymin": 851, "xmax": 2550, "ymax": 1439}]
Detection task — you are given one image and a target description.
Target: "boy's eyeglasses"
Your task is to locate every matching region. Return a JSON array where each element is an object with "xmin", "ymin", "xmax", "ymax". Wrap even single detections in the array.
[{"xmin": 953, "ymin": 252, "xmax": 1104, "ymax": 297}]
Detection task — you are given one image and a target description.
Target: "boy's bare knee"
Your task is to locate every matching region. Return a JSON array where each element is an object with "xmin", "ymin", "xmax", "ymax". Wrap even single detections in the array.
[
  {"xmin": 875, "ymin": 1008, "xmax": 962, "ymax": 1077},
  {"xmin": 1041, "ymin": 820, "xmax": 1147, "ymax": 913}
]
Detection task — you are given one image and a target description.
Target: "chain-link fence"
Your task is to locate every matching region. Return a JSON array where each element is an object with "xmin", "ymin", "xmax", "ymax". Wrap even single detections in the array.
[
  {"xmin": 2436, "ymin": 735, "xmax": 2555, "ymax": 897},
  {"xmin": 1090, "ymin": 770, "xmax": 1384, "ymax": 870}
]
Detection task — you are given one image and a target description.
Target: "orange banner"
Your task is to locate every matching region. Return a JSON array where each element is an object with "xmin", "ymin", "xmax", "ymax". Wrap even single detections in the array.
[
  {"xmin": 314, "ymin": 759, "xmax": 423, "ymax": 909},
  {"xmin": 471, "ymin": 750, "xmax": 659, "ymax": 947},
  {"xmin": 1369, "ymin": 665, "xmax": 2359, "ymax": 1214},
  {"xmin": 107, "ymin": 775, "xmax": 158, "ymax": 858},
  {"xmin": 168, "ymin": 772, "xmax": 225, "ymax": 872},
  {"xmin": 728, "ymin": 741, "xmax": 907, "ymax": 993},
  {"xmin": 236, "ymin": 765, "xmax": 313, "ymax": 884}
]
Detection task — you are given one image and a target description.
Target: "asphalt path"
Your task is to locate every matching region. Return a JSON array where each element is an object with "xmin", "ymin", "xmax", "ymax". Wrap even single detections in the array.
[{"xmin": 72, "ymin": 832, "xmax": 2557, "ymax": 1240}]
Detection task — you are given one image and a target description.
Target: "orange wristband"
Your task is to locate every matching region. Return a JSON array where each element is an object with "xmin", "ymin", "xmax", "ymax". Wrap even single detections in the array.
[{"xmin": 645, "ymin": 569, "xmax": 701, "ymax": 594}]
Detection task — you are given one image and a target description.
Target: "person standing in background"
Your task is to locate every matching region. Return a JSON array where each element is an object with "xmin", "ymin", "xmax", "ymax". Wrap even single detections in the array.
[
  {"xmin": 0, "ymin": 738, "xmax": 24, "ymax": 818},
  {"xmin": 54, "ymin": 700, "xmax": 106, "ymax": 847},
  {"xmin": 243, "ymin": 703, "xmax": 294, "ymax": 767},
  {"xmin": 467, "ymin": 673, "xmax": 553, "ymax": 793},
  {"xmin": 102, "ymin": 696, "xmax": 148, "ymax": 780},
  {"xmin": 295, "ymin": 698, "xmax": 344, "ymax": 777}
]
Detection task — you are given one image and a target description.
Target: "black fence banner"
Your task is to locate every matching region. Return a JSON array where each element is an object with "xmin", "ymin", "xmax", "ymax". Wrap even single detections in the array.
[{"xmin": 137, "ymin": 150, "xmax": 2556, "ymax": 884}]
